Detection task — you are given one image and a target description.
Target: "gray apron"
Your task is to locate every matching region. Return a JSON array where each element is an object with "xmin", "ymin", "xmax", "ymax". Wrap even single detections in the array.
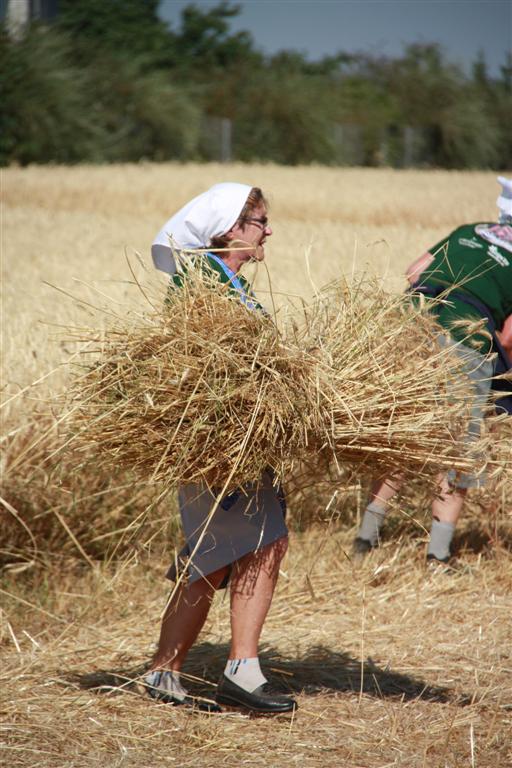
[{"xmin": 166, "ymin": 471, "xmax": 288, "ymax": 587}]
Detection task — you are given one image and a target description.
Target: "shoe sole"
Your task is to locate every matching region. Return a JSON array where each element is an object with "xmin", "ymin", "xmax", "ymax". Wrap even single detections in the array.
[
  {"xmin": 215, "ymin": 693, "xmax": 297, "ymax": 714},
  {"xmin": 351, "ymin": 539, "xmax": 376, "ymax": 562}
]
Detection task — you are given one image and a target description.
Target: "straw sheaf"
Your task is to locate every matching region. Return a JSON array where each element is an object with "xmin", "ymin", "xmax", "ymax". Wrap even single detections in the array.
[
  {"xmin": 68, "ymin": 269, "xmax": 482, "ymax": 494},
  {"xmin": 70, "ymin": 270, "xmax": 319, "ymax": 490},
  {"xmin": 305, "ymin": 284, "xmax": 487, "ymax": 477}
]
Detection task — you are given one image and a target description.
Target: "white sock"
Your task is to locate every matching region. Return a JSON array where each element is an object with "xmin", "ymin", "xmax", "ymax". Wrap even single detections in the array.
[
  {"xmin": 358, "ymin": 501, "xmax": 387, "ymax": 546},
  {"xmin": 224, "ymin": 657, "xmax": 267, "ymax": 693},
  {"xmin": 428, "ymin": 519, "xmax": 455, "ymax": 562},
  {"xmin": 145, "ymin": 670, "xmax": 188, "ymax": 702}
]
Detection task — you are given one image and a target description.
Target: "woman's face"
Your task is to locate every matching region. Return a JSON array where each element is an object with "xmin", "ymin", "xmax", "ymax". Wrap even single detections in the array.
[{"xmin": 226, "ymin": 202, "xmax": 272, "ymax": 269}]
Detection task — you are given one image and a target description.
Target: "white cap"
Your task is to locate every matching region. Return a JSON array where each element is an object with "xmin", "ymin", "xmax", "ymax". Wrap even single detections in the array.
[
  {"xmin": 497, "ymin": 175, "xmax": 512, "ymax": 219},
  {"xmin": 152, "ymin": 182, "xmax": 252, "ymax": 274}
]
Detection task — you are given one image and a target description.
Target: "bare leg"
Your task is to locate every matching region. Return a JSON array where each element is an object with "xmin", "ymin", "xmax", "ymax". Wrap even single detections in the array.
[
  {"xmin": 149, "ymin": 565, "xmax": 230, "ymax": 672},
  {"xmin": 356, "ymin": 475, "xmax": 403, "ymax": 547},
  {"xmin": 228, "ymin": 536, "xmax": 288, "ymax": 660},
  {"xmin": 427, "ymin": 473, "xmax": 467, "ymax": 561},
  {"xmin": 369, "ymin": 474, "xmax": 403, "ymax": 509},
  {"xmin": 432, "ymin": 474, "xmax": 467, "ymax": 525}
]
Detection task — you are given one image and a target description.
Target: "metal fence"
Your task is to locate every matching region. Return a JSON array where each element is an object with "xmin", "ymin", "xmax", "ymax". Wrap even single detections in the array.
[{"xmin": 200, "ymin": 116, "xmax": 435, "ymax": 167}]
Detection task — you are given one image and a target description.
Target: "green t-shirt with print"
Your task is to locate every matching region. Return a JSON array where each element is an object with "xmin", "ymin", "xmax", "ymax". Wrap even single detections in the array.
[{"xmin": 420, "ymin": 223, "xmax": 512, "ymax": 352}]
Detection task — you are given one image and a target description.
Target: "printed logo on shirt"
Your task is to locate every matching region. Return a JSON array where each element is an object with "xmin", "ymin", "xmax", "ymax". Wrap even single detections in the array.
[
  {"xmin": 487, "ymin": 244, "xmax": 510, "ymax": 267},
  {"xmin": 475, "ymin": 223, "xmax": 512, "ymax": 254},
  {"xmin": 458, "ymin": 237, "xmax": 483, "ymax": 249}
]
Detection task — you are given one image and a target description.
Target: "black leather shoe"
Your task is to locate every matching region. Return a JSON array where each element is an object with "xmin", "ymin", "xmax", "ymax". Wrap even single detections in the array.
[{"xmin": 215, "ymin": 675, "xmax": 297, "ymax": 714}]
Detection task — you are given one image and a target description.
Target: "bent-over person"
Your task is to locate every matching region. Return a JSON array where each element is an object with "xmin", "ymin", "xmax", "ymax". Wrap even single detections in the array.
[{"xmin": 353, "ymin": 176, "xmax": 512, "ymax": 571}]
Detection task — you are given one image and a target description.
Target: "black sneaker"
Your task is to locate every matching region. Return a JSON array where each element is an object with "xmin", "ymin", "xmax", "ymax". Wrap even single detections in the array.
[
  {"xmin": 351, "ymin": 537, "xmax": 375, "ymax": 561},
  {"xmin": 215, "ymin": 675, "xmax": 297, "ymax": 714}
]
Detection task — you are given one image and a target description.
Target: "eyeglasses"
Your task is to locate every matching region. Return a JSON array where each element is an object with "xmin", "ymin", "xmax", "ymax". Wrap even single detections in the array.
[{"xmin": 243, "ymin": 216, "xmax": 269, "ymax": 229}]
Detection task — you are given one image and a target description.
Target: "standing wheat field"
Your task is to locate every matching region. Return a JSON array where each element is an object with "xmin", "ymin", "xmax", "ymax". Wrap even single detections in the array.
[{"xmin": 1, "ymin": 164, "xmax": 511, "ymax": 767}]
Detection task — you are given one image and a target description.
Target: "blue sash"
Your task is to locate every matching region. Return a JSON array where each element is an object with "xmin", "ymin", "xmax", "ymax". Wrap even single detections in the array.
[{"xmin": 207, "ymin": 253, "xmax": 259, "ymax": 311}]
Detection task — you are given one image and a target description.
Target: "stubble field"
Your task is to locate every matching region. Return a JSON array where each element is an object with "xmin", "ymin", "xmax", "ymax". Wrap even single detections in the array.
[{"xmin": 1, "ymin": 164, "xmax": 511, "ymax": 767}]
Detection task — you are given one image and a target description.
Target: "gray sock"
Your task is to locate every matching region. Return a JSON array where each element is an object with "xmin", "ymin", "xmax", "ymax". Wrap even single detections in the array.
[
  {"xmin": 427, "ymin": 519, "xmax": 455, "ymax": 561},
  {"xmin": 358, "ymin": 502, "xmax": 387, "ymax": 546}
]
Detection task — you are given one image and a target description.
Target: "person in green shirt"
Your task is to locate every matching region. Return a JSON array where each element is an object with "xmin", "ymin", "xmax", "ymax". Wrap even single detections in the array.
[
  {"xmin": 353, "ymin": 176, "xmax": 512, "ymax": 570},
  {"xmin": 146, "ymin": 183, "xmax": 296, "ymax": 714}
]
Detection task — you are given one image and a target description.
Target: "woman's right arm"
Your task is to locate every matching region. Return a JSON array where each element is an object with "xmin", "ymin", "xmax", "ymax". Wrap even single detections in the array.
[
  {"xmin": 405, "ymin": 251, "xmax": 435, "ymax": 286},
  {"xmin": 496, "ymin": 314, "xmax": 512, "ymax": 357}
]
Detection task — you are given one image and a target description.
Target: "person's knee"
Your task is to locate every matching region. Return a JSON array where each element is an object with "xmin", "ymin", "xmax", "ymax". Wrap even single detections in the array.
[
  {"xmin": 233, "ymin": 536, "xmax": 288, "ymax": 578},
  {"xmin": 183, "ymin": 566, "xmax": 230, "ymax": 600}
]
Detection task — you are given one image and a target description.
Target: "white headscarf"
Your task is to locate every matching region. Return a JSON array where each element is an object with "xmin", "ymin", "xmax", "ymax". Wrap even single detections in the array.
[
  {"xmin": 152, "ymin": 182, "xmax": 252, "ymax": 274},
  {"xmin": 497, "ymin": 176, "xmax": 512, "ymax": 224}
]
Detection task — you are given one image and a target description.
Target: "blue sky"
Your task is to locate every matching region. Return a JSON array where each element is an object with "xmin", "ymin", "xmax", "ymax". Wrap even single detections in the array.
[{"xmin": 158, "ymin": 0, "xmax": 512, "ymax": 76}]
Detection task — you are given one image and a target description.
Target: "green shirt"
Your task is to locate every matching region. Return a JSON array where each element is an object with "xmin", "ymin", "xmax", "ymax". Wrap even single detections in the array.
[
  {"xmin": 168, "ymin": 253, "xmax": 264, "ymax": 312},
  {"xmin": 420, "ymin": 223, "xmax": 512, "ymax": 352}
]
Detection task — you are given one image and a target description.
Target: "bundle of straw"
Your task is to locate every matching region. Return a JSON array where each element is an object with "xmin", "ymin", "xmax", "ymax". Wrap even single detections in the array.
[
  {"xmin": 67, "ymin": 268, "xmax": 483, "ymax": 495},
  {"xmin": 299, "ymin": 279, "xmax": 482, "ymax": 478},
  {"xmin": 69, "ymin": 269, "xmax": 319, "ymax": 490}
]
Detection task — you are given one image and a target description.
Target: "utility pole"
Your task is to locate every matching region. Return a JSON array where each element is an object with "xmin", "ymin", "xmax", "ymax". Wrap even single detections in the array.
[
  {"xmin": 6, "ymin": 0, "xmax": 30, "ymax": 40},
  {"xmin": 5, "ymin": 0, "xmax": 58, "ymax": 39},
  {"xmin": 220, "ymin": 118, "xmax": 232, "ymax": 164}
]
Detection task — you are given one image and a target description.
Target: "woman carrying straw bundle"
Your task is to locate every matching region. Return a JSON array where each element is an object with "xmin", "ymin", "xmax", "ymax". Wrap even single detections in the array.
[
  {"xmin": 145, "ymin": 183, "xmax": 297, "ymax": 714},
  {"xmin": 353, "ymin": 177, "xmax": 512, "ymax": 571}
]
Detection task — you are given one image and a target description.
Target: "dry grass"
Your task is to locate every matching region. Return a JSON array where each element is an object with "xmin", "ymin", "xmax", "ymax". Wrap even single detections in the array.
[
  {"xmin": 1, "ymin": 531, "xmax": 511, "ymax": 768},
  {"xmin": 2, "ymin": 164, "xmax": 511, "ymax": 766}
]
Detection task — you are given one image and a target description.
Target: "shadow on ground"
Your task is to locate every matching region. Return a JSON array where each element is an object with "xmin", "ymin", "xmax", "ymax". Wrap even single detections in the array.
[
  {"xmin": 66, "ymin": 642, "xmax": 472, "ymax": 707},
  {"xmin": 453, "ymin": 525, "xmax": 512, "ymax": 555}
]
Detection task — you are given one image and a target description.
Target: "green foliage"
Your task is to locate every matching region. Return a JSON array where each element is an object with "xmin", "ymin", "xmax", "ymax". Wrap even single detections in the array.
[
  {"xmin": 82, "ymin": 55, "xmax": 201, "ymax": 161},
  {"xmin": 174, "ymin": 1, "xmax": 261, "ymax": 75},
  {"xmin": 377, "ymin": 44, "xmax": 511, "ymax": 168},
  {"xmin": 1, "ymin": 3, "xmax": 511, "ymax": 168},
  {"xmin": 391, "ymin": 43, "xmax": 462, "ymax": 125},
  {"xmin": 232, "ymin": 66, "xmax": 338, "ymax": 165},
  {"xmin": 487, "ymin": 54, "xmax": 512, "ymax": 169},
  {"xmin": 0, "ymin": 25, "xmax": 100, "ymax": 164},
  {"xmin": 56, "ymin": 0, "xmax": 176, "ymax": 68},
  {"xmin": 335, "ymin": 63, "xmax": 398, "ymax": 166},
  {"xmin": 0, "ymin": 17, "xmax": 199, "ymax": 164},
  {"xmin": 438, "ymin": 98, "xmax": 501, "ymax": 169}
]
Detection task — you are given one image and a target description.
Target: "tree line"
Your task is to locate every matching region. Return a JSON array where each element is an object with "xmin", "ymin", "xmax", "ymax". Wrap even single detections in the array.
[{"xmin": 1, "ymin": 0, "xmax": 511, "ymax": 168}]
